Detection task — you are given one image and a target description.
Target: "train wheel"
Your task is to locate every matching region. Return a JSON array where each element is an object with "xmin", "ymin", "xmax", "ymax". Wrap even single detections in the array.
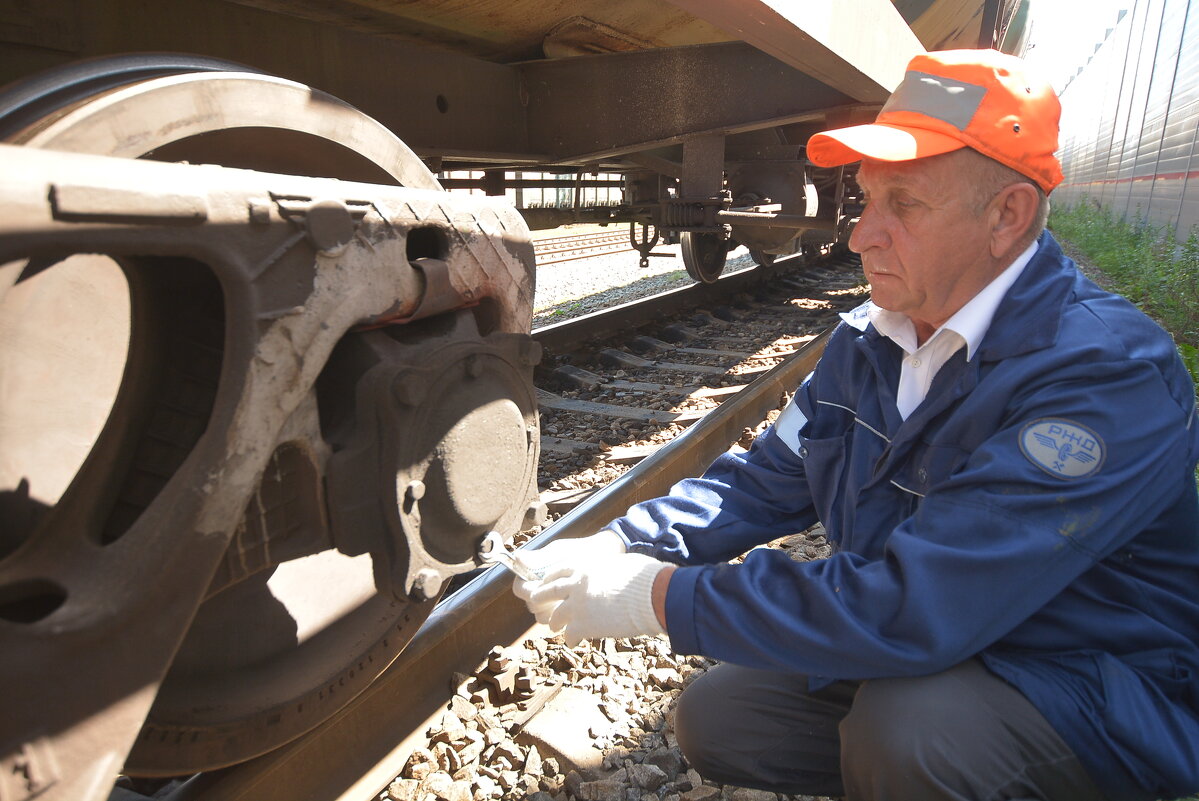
[
  {"xmin": 680, "ymin": 232, "xmax": 729, "ymax": 283},
  {"xmin": 0, "ymin": 58, "xmax": 496, "ymax": 776},
  {"xmin": 749, "ymin": 250, "xmax": 777, "ymax": 267}
]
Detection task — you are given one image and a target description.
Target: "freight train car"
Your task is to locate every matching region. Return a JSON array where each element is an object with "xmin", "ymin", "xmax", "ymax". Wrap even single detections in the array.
[
  {"xmin": 0, "ymin": 3, "xmax": 1026, "ymax": 800},
  {"xmin": 1055, "ymin": 0, "xmax": 1199, "ymax": 237}
]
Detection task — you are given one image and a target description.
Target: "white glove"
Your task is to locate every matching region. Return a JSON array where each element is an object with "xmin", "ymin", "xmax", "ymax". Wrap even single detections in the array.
[
  {"xmin": 510, "ymin": 530, "xmax": 627, "ymax": 580},
  {"xmin": 514, "ymin": 551, "xmax": 667, "ymax": 646},
  {"xmin": 510, "ymin": 531, "xmax": 627, "ymax": 626}
]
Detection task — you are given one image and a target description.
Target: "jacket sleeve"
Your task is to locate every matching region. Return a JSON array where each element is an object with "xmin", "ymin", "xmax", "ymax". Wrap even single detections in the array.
[
  {"xmin": 664, "ymin": 343, "xmax": 1199, "ymax": 677},
  {"xmin": 605, "ymin": 391, "xmax": 821, "ymax": 566}
]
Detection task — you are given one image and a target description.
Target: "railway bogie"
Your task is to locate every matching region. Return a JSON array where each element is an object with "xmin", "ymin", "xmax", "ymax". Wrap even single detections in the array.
[
  {"xmin": 0, "ymin": 1, "xmax": 1028, "ymax": 798},
  {"xmin": 0, "ymin": 90, "xmax": 539, "ymax": 793}
]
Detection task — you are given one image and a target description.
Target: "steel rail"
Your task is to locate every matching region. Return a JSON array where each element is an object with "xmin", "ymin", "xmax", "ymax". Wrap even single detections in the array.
[
  {"xmin": 533, "ymin": 231, "xmax": 628, "ymax": 249},
  {"xmin": 532, "ymin": 250, "xmax": 849, "ymax": 354},
  {"xmin": 536, "ymin": 246, "xmax": 636, "ymax": 265},
  {"xmin": 168, "ymin": 328, "xmax": 831, "ymax": 801},
  {"xmin": 533, "ymin": 231, "xmax": 635, "ymax": 265}
]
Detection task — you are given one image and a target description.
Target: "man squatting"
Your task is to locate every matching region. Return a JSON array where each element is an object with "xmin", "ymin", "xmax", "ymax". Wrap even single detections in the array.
[{"xmin": 512, "ymin": 49, "xmax": 1199, "ymax": 801}]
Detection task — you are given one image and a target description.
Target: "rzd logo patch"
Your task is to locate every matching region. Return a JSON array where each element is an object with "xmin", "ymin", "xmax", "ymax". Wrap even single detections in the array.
[{"xmin": 1019, "ymin": 419, "xmax": 1105, "ymax": 479}]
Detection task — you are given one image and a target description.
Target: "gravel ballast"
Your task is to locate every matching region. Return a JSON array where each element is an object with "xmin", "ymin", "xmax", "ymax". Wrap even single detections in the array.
[{"xmin": 384, "ymin": 531, "xmax": 836, "ymax": 801}]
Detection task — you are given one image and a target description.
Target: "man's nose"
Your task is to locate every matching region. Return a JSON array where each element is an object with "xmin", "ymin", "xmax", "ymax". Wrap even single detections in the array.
[{"xmin": 848, "ymin": 205, "xmax": 887, "ymax": 254}]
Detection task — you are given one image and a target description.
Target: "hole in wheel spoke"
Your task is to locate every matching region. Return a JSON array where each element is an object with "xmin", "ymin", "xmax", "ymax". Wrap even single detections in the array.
[
  {"xmin": 0, "ymin": 255, "xmax": 129, "ymax": 552},
  {"xmin": 0, "ymin": 578, "xmax": 67, "ymax": 623}
]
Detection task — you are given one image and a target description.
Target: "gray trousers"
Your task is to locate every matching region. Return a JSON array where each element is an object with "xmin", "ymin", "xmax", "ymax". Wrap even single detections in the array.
[{"xmin": 673, "ymin": 659, "xmax": 1107, "ymax": 801}]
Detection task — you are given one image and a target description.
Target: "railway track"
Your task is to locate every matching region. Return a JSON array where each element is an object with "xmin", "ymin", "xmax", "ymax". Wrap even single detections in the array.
[
  {"xmin": 532, "ymin": 230, "xmax": 640, "ymax": 265},
  {"xmin": 130, "ymin": 251, "xmax": 864, "ymax": 801},
  {"xmin": 531, "ymin": 253, "xmax": 864, "ymax": 522}
]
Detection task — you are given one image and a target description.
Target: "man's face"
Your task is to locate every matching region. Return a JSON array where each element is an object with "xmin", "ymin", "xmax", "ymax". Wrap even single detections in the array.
[{"xmin": 849, "ymin": 152, "xmax": 999, "ymax": 338}]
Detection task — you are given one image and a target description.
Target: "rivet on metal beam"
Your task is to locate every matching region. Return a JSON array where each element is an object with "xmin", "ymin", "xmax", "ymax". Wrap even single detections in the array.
[
  {"xmin": 405, "ymin": 480, "xmax": 426, "ymax": 503},
  {"xmin": 248, "ymin": 198, "xmax": 273, "ymax": 225},
  {"xmin": 305, "ymin": 199, "xmax": 355, "ymax": 256},
  {"xmin": 412, "ymin": 568, "xmax": 441, "ymax": 601}
]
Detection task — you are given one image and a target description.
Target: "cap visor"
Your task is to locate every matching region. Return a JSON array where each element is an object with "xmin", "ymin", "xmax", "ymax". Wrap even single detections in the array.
[{"xmin": 808, "ymin": 123, "xmax": 966, "ymax": 167}]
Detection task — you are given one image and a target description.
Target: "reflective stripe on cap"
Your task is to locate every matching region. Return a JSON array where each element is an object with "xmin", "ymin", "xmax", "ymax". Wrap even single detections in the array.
[{"xmin": 881, "ymin": 70, "xmax": 987, "ymax": 131}]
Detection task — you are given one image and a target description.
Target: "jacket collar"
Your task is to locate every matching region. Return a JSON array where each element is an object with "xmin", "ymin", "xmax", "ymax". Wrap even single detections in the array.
[
  {"xmin": 844, "ymin": 230, "xmax": 1076, "ymax": 452},
  {"xmin": 975, "ymin": 230, "xmax": 1073, "ymax": 361},
  {"xmin": 841, "ymin": 230, "xmax": 1074, "ymax": 363}
]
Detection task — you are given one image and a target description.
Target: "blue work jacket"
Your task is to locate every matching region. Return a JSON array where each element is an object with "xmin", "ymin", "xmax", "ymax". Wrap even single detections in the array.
[{"xmin": 606, "ymin": 232, "xmax": 1199, "ymax": 800}]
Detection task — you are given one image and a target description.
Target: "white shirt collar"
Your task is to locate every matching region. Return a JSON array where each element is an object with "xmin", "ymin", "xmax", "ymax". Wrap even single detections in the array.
[{"xmin": 839, "ymin": 239, "xmax": 1040, "ymax": 360}]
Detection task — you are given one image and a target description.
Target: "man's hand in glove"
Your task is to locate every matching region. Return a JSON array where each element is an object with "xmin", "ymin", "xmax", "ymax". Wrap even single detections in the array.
[
  {"xmin": 512, "ymin": 551, "xmax": 674, "ymax": 646},
  {"xmin": 510, "ymin": 530, "xmax": 626, "ymax": 580}
]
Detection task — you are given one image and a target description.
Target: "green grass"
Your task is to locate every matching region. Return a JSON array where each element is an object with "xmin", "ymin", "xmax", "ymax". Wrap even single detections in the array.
[
  {"xmin": 1049, "ymin": 200, "xmax": 1199, "ymax": 386},
  {"xmin": 1049, "ymin": 199, "xmax": 1199, "ymax": 496}
]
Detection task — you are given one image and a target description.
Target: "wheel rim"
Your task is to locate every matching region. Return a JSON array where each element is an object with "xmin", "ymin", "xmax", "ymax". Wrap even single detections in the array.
[
  {"xmin": 681, "ymin": 231, "xmax": 729, "ymax": 283},
  {"xmin": 0, "ymin": 59, "xmax": 444, "ymax": 774},
  {"xmin": 749, "ymin": 249, "xmax": 777, "ymax": 267}
]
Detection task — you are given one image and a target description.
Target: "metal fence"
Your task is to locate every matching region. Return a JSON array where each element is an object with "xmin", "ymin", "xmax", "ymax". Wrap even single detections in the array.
[{"xmin": 1055, "ymin": 0, "xmax": 1199, "ymax": 238}]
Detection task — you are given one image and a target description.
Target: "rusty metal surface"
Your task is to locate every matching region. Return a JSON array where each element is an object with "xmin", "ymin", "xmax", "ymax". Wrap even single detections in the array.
[
  {"xmin": 0, "ymin": 133, "xmax": 537, "ymax": 797},
  {"xmin": 156, "ymin": 328, "xmax": 831, "ymax": 801}
]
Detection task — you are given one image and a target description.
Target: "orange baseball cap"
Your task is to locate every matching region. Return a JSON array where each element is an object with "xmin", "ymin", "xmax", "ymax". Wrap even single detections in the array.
[{"xmin": 807, "ymin": 49, "xmax": 1063, "ymax": 194}]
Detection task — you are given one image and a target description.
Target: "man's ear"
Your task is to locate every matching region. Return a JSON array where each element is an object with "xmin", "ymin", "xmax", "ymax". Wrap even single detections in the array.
[{"xmin": 990, "ymin": 182, "xmax": 1040, "ymax": 258}]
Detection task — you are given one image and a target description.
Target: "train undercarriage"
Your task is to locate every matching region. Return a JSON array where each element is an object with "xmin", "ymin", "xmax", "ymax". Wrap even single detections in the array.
[
  {"xmin": 0, "ymin": 65, "xmax": 544, "ymax": 795},
  {"xmin": 0, "ymin": 2, "xmax": 1028, "ymax": 798}
]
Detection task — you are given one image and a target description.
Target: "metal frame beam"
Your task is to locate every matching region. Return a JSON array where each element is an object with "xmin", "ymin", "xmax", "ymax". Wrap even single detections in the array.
[
  {"xmin": 663, "ymin": 0, "xmax": 924, "ymax": 102},
  {"xmin": 520, "ymin": 42, "xmax": 859, "ymax": 163},
  {"xmin": 682, "ymin": 134, "xmax": 725, "ymax": 198}
]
